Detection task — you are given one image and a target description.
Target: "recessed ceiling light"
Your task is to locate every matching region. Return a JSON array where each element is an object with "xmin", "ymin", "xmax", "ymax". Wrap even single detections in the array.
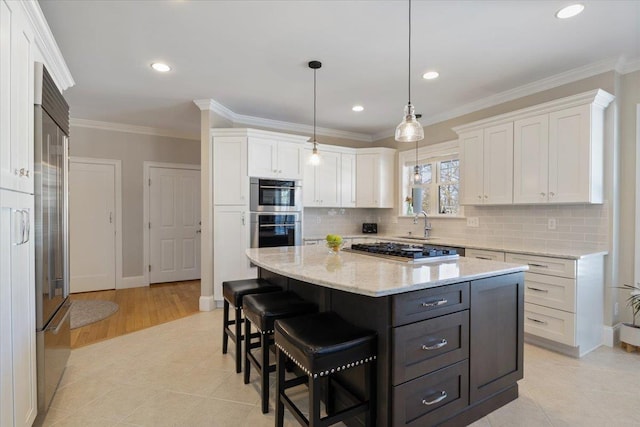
[
  {"xmin": 555, "ymin": 4, "xmax": 584, "ymax": 19},
  {"xmin": 151, "ymin": 62, "xmax": 171, "ymax": 72},
  {"xmin": 352, "ymin": 105, "xmax": 364, "ymax": 112},
  {"xmin": 422, "ymin": 71, "xmax": 439, "ymax": 80}
]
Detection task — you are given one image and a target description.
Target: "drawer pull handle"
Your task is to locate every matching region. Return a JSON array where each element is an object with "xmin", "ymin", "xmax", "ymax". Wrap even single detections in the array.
[
  {"xmin": 475, "ymin": 256, "xmax": 492, "ymax": 260},
  {"xmin": 422, "ymin": 339, "xmax": 448, "ymax": 351},
  {"xmin": 527, "ymin": 317, "xmax": 547, "ymax": 325},
  {"xmin": 422, "ymin": 391, "xmax": 447, "ymax": 406},
  {"xmin": 421, "ymin": 299, "xmax": 448, "ymax": 308},
  {"xmin": 528, "ymin": 263, "xmax": 549, "ymax": 268},
  {"xmin": 527, "ymin": 287, "xmax": 549, "ymax": 293}
]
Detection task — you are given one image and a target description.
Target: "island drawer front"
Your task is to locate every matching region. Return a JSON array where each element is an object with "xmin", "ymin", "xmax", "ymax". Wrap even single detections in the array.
[
  {"xmin": 524, "ymin": 302, "xmax": 576, "ymax": 346},
  {"xmin": 505, "ymin": 253, "xmax": 576, "ymax": 278},
  {"xmin": 392, "ymin": 282, "xmax": 470, "ymax": 326},
  {"xmin": 392, "ymin": 311, "xmax": 469, "ymax": 385},
  {"xmin": 524, "ymin": 272, "xmax": 576, "ymax": 313},
  {"xmin": 392, "ymin": 360, "xmax": 469, "ymax": 427}
]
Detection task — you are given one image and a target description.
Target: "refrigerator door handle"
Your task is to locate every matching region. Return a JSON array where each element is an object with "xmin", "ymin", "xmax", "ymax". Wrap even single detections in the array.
[{"xmin": 45, "ymin": 301, "xmax": 72, "ymax": 335}]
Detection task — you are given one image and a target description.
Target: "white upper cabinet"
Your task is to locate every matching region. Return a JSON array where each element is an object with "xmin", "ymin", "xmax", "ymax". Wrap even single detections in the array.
[
  {"xmin": 340, "ymin": 153, "xmax": 356, "ymax": 208},
  {"xmin": 513, "ymin": 114, "xmax": 549, "ymax": 203},
  {"xmin": 356, "ymin": 148, "xmax": 395, "ymax": 208},
  {"xmin": 456, "ymin": 89, "xmax": 614, "ymax": 206},
  {"xmin": 212, "ymin": 135, "xmax": 248, "ymax": 205},
  {"xmin": 1, "ymin": 1, "xmax": 34, "ymax": 194},
  {"xmin": 548, "ymin": 104, "xmax": 599, "ymax": 203},
  {"xmin": 248, "ymin": 136, "xmax": 305, "ymax": 180},
  {"xmin": 303, "ymin": 149, "xmax": 341, "ymax": 207},
  {"xmin": 460, "ymin": 124, "xmax": 513, "ymax": 205}
]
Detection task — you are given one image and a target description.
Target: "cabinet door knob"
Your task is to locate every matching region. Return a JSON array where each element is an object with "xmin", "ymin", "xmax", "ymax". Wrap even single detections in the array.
[
  {"xmin": 540, "ymin": 192, "xmax": 546, "ymax": 197},
  {"xmin": 25, "ymin": 170, "xmax": 29, "ymax": 177},
  {"xmin": 477, "ymin": 195, "xmax": 482, "ymax": 199},
  {"xmin": 549, "ymin": 192, "xmax": 555, "ymax": 197},
  {"xmin": 484, "ymin": 195, "xmax": 488, "ymax": 199}
]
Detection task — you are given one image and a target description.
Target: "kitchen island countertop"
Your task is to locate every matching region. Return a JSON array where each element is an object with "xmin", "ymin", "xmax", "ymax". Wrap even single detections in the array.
[{"xmin": 246, "ymin": 245, "xmax": 527, "ymax": 297}]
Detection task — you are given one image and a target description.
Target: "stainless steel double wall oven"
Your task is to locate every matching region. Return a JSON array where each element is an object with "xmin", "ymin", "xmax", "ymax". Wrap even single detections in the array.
[{"xmin": 249, "ymin": 178, "xmax": 301, "ymax": 248}]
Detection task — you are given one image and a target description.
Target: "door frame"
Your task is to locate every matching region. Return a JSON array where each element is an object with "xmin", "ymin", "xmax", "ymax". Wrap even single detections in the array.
[
  {"xmin": 142, "ymin": 161, "xmax": 201, "ymax": 286},
  {"xmin": 69, "ymin": 157, "xmax": 122, "ymax": 289}
]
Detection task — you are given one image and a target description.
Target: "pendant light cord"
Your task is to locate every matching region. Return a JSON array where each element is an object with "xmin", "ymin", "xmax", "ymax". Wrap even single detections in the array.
[
  {"xmin": 408, "ymin": 0, "xmax": 412, "ymax": 106},
  {"xmin": 313, "ymin": 67, "xmax": 317, "ymax": 143}
]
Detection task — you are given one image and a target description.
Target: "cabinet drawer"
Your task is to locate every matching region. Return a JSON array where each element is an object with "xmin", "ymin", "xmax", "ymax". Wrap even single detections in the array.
[
  {"xmin": 465, "ymin": 248, "xmax": 505, "ymax": 262},
  {"xmin": 393, "ymin": 360, "xmax": 469, "ymax": 427},
  {"xmin": 393, "ymin": 311, "xmax": 469, "ymax": 385},
  {"xmin": 392, "ymin": 283, "xmax": 469, "ymax": 326},
  {"xmin": 524, "ymin": 303, "xmax": 575, "ymax": 346},
  {"xmin": 524, "ymin": 272, "xmax": 576, "ymax": 313},
  {"xmin": 505, "ymin": 253, "xmax": 575, "ymax": 278}
]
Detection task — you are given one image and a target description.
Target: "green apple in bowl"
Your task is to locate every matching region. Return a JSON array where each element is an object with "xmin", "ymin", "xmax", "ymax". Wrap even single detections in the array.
[{"xmin": 326, "ymin": 234, "xmax": 344, "ymax": 252}]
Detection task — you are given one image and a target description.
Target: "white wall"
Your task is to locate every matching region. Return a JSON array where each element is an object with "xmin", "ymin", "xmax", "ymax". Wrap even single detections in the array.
[{"xmin": 69, "ymin": 125, "xmax": 200, "ymax": 278}]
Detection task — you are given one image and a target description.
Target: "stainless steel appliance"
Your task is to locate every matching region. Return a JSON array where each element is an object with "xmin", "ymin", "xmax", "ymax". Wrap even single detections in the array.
[
  {"xmin": 250, "ymin": 212, "xmax": 301, "ymax": 248},
  {"xmin": 34, "ymin": 62, "xmax": 70, "ymax": 418},
  {"xmin": 250, "ymin": 177, "xmax": 302, "ymax": 212},
  {"xmin": 345, "ymin": 242, "xmax": 460, "ymax": 264}
]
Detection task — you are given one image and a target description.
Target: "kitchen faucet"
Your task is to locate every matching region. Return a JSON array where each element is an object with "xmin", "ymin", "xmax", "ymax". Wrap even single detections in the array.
[{"xmin": 413, "ymin": 210, "xmax": 432, "ymax": 238}]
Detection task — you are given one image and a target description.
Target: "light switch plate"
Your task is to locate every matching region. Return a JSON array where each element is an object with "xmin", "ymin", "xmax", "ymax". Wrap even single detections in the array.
[{"xmin": 548, "ymin": 218, "xmax": 557, "ymax": 230}]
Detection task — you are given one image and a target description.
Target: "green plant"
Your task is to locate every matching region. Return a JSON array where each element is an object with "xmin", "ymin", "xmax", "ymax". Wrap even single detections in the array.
[{"xmin": 619, "ymin": 284, "xmax": 640, "ymax": 327}]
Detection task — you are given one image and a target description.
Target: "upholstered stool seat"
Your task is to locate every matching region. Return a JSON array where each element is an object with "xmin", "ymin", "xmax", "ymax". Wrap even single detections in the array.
[
  {"xmin": 274, "ymin": 312, "xmax": 377, "ymax": 427},
  {"xmin": 243, "ymin": 291, "xmax": 318, "ymax": 413},
  {"xmin": 222, "ymin": 279, "xmax": 281, "ymax": 373}
]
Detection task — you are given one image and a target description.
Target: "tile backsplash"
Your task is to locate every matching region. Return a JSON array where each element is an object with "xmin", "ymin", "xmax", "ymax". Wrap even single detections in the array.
[{"xmin": 304, "ymin": 203, "xmax": 609, "ymax": 252}]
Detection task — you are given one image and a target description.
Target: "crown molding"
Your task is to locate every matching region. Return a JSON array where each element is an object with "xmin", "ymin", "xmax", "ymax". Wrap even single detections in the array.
[
  {"xmin": 372, "ymin": 56, "xmax": 627, "ymax": 142},
  {"xmin": 211, "ymin": 128, "xmax": 309, "ymax": 144},
  {"xmin": 193, "ymin": 98, "xmax": 373, "ymax": 142},
  {"xmin": 21, "ymin": 1, "xmax": 74, "ymax": 91},
  {"xmin": 620, "ymin": 57, "xmax": 640, "ymax": 75},
  {"xmin": 70, "ymin": 118, "xmax": 199, "ymax": 141}
]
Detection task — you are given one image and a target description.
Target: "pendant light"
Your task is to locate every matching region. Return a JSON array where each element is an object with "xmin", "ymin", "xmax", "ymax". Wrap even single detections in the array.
[
  {"xmin": 309, "ymin": 60, "xmax": 322, "ymax": 166},
  {"xmin": 413, "ymin": 114, "xmax": 422, "ymax": 183},
  {"xmin": 395, "ymin": 0, "xmax": 424, "ymax": 143}
]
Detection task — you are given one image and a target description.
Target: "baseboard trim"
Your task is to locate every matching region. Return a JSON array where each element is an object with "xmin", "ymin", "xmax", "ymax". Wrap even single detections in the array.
[
  {"xmin": 603, "ymin": 323, "xmax": 621, "ymax": 347},
  {"xmin": 119, "ymin": 275, "xmax": 147, "ymax": 289},
  {"xmin": 199, "ymin": 295, "xmax": 215, "ymax": 311},
  {"xmin": 215, "ymin": 299, "xmax": 224, "ymax": 309}
]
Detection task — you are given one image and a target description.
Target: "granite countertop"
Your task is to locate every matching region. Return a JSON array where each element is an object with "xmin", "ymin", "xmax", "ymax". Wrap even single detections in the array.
[
  {"xmin": 302, "ymin": 234, "xmax": 608, "ymax": 260},
  {"xmin": 246, "ymin": 245, "xmax": 528, "ymax": 297}
]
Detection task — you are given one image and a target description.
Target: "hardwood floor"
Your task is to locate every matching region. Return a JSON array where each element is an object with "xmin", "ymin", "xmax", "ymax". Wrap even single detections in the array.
[{"xmin": 70, "ymin": 280, "xmax": 201, "ymax": 348}]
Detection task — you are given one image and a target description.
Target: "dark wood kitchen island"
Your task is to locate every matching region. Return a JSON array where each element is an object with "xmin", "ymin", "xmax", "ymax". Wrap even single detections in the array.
[{"xmin": 246, "ymin": 245, "xmax": 528, "ymax": 427}]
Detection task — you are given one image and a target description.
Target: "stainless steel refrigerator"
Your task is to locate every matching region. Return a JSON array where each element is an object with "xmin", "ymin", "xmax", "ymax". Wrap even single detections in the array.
[{"xmin": 33, "ymin": 62, "xmax": 71, "ymax": 417}]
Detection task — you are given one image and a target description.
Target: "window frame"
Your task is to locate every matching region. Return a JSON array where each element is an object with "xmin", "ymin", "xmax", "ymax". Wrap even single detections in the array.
[{"xmin": 397, "ymin": 139, "xmax": 464, "ymax": 218}]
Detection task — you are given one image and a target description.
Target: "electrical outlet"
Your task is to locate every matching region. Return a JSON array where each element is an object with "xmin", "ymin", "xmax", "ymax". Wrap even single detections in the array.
[
  {"xmin": 614, "ymin": 302, "xmax": 619, "ymax": 316},
  {"xmin": 466, "ymin": 217, "xmax": 479, "ymax": 228},
  {"xmin": 548, "ymin": 218, "xmax": 557, "ymax": 230},
  {"xmin": 316, "ymin": 216, "xmax": 321, "ymax": 224}
]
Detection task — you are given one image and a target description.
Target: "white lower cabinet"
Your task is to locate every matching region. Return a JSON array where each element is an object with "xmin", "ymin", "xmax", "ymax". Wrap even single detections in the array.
[
  {"xmin": 0, "ymin": 189, "xmax": 37, "ymax": 427},
  {"xmin": 464, "ymin": 248, "xmax": 505, "ymax": 262},
  {"xmin": 505, "ymin": 252, "xmax": 604, "ymax": 357},
  {"xmin": 213, "ymin": 206, "xmax": 256, "ymax": 301}
]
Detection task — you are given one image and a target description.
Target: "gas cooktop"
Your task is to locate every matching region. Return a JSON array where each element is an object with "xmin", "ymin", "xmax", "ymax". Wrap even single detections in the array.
[{"xmin": 345, "ymin": 242, "xmax": 459, "ymax": 264}]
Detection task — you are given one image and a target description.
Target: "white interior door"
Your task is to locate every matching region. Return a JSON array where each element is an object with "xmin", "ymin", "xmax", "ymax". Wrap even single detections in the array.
[
  {"xmin": 69, "ymin": 161, "xmax": 116, "ymax": 293},
  {"xmin": 149, "ymin": 167, "xmax": 200, "ymax": 283}
]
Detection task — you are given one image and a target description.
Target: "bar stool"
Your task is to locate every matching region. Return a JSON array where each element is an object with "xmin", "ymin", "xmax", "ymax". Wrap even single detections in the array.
[
  {"xmin": 274, "ymin": 311, "xmax": 377, "ymax": 427},
  {"xmin": 222, "ymin": 278, "xmax": 281, "ymax": 373},
  {"xmin": 243, "ymin": 291, "xmax": 318, "ymax": 413}
]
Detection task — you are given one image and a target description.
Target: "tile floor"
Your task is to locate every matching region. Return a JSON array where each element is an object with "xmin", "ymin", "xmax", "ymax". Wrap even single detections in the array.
[{"xmin": 38, "ymin": 310, "xmax": 640, "ymax": 427}]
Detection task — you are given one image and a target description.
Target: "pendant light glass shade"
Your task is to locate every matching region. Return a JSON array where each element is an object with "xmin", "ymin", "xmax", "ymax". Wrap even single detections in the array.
[
  {"xmin": 396, "ymin": 103, "xmax": 424, "ymax": 142},
  {"xmin": 309, "ymin": 143, "xmax": 321, "ymax": 165}
]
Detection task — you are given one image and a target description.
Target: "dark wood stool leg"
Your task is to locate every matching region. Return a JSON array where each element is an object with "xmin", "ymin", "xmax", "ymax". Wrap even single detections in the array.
[
  {"xmin": 234, "ymin": 306, "xmax": 242, "ymax": 373},
  {"xmin": 275, "ymin": 347, "xmax": 286, "ymax": 427},
  {"xmin": 309, "ymin": 375, "xmax": 322, "ymax": 427},
  {"xmin": 222, "ymin": 300, "xmax": 229, "ymax": 354},
  {"xmin": 366, "ymin": 360, "xmax": 377, "ymax": 427},
  {"xmin": 244, "ymin": 318, "xmax": 252, "ymax": 384},
  {"xmin": 324, "ymin": 377, "xmax": 334, "ymax": 416},
  {"xmin": 260, "ymin": 332, "xmax": 270, "ymax": 413}
]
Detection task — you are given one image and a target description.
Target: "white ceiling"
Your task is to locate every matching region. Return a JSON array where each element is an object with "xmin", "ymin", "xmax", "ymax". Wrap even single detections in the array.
[{"xmin": 40, "ymin": 0, "xmax": 640, "ymax": 141}]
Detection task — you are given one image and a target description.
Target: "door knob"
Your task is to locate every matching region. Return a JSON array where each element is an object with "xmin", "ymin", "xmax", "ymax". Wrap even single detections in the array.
[{"xmin": 196, "ymin": 229, "xmax": 202, "ymax": 234}]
